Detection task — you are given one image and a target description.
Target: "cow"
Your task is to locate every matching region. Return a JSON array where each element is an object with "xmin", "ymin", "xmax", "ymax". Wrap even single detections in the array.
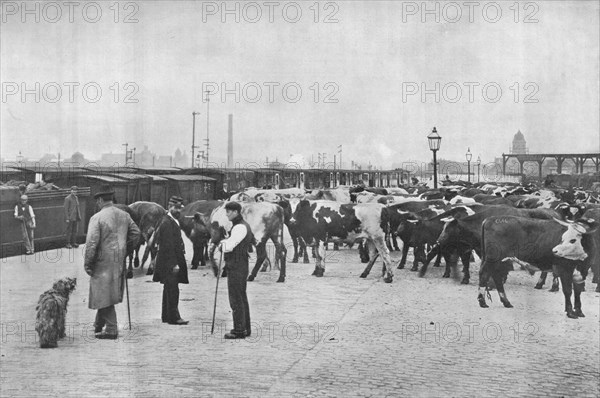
[
  {"xmin": 477, "ymin": 216, "xmax": 598, "ymax": 318},
  {"xmin": 291, "ymin": 200, "xmax": 394, "ymax": 282},
  {"xmin": 127, "ymin": 201, "xmax": 168, "ymax": 276},
  {"xmin": 113, "ymin": 204, "xmax": 138, "ymax": 279},
  {"xmin": 473, "ymin": 194, "xmax": 516, "ymax": 206},
  {"xmin": 205, "ymin": 202, "xmax": 288, "ymax": 282},
  {"xmin": 581, "ymin": 208, "xmax": 600, "ymax": 292},
  {"xmin": 398, "ymin": 204, "xmax": 485, "ymax": 284},
  {"xmin": 387, "ymin": 200, "xmax": 448, "ymax": 252},
  {"xmin": 226, "ymin": 192, "xmax": 308, "ymax": 265},
  {"xmin": 178, "ymin": 200, "xmax": 223, "ymax": 268},
  {"xmin": 433, "ymin": 205, "xmax": 563, "ymax": 286}
]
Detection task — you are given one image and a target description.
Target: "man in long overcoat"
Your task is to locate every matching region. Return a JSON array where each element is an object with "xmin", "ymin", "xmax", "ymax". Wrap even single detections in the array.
[
  {"xmin": 64, "ymin": 185, "xmax": 82, "ymax": 248},
  {"xmin": 152, "ymin": 196, "xmax": 189, "ymax": 325},
  {"xmin": 84, "ymin": 191, "xmax": 140, "ymax": 339}
]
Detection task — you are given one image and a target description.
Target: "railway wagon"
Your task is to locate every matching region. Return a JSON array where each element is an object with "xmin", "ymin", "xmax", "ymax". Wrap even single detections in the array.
[{"xmin": 0, "ymin": 186, "xmax": 91, "ymax": 257}]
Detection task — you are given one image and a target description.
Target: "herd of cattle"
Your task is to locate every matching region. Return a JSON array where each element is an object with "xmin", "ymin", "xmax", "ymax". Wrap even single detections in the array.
[{"xmin": 116, "ymin": 181, "xmax": 600, "ymax": 319}]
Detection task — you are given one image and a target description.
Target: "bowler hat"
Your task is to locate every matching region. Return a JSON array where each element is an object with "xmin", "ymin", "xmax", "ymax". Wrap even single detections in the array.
[
  {"xmin": 93, "ymin": 191, "xmax": 115, "ymax": 200},
  {"xmin": 168, "ymin": 196, "xmax": 184, "ymax": 208},
  {"xmin": 224, "ymin": 201, "xmax": 242, "ymax": 212}
]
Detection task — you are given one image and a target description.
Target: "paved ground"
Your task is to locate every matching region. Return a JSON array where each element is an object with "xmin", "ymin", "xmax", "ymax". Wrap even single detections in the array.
[{"xmin": 1, "ymin": 235, "xmax": 599, "ymax": 398}]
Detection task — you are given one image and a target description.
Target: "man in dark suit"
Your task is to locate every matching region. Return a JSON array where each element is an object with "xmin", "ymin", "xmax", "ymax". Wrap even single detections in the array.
[
  {"xmin": 64, "ymin": 186, "xmax": 82, "ymax": 248},
  {"xmin": 152, "ymin": 196, "xmax": 189, "ymax": 325}
]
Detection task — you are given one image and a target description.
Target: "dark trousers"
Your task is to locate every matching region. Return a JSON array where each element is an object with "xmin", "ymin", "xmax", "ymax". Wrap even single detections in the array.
[
  {"xmin": 65, "ymin": 221, "xmax": 78, "ymax": 245},
  {"xmin": 162, "ymin": 273, "xmax": 181, "ymax": 323},
  {"xmin": 227, "ymin": 270, "xmax": 251, "ymax": 335},
  {"xmin": 94, "ymin": 305, "xmax": 117, "ymax": 334}
]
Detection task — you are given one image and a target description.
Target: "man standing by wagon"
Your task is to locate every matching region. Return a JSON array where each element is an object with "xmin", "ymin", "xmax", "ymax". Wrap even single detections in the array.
[
  {"xmin": 153, "ymin": 196, "xmax": 189, "ymax": 325},
  {"xmin": 64, "ymin": 186, "xmax": 81, "ymax": 248},
  {"xmin": 220, "ymin": 202, "xmax": 254, "ymax": 339},
  {"xmin": 84, "ymin": 191, "xmax": 140, "ymax": 339},
  {"xmin": 14, "ymin": 194, "xmax": 36, "ymax": 255}
]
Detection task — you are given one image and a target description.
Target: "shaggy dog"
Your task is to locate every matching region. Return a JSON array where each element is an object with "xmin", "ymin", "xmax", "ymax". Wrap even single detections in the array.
[{"xmin": 35, "ymin": 277, "xmax": 77, "ymax": 348}]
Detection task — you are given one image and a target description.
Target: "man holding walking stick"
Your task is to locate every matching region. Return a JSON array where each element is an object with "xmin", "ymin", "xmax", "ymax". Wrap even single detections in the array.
[
  {"xmin": 220, "ymin": 202, "xmax": 254, "ymax": 339},
  {"xmin": 84, "ymin": 191, "xmax": 140, "ymax": 339}
]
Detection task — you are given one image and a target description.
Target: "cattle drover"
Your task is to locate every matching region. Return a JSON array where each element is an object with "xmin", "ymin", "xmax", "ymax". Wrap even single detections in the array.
[
  {"xmin": 153, "ymin": 196, "xmax": 190, "ymax": 325},
  {"xmin": 220, "ymin": 201, "xmax": 255, "ymax": 339},
  {"xmin": 64, "ymin": 185, "xmax": 81, "ymax": 248},
  {"xmin": 84, "ymin": 191, "xmax": 140, "ymax": 339}
]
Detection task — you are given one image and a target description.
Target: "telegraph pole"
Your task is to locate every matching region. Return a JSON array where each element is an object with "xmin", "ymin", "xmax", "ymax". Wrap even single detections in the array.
[
  {"xmin": 191, "ymin": 111, "xmax": 200, "ymax": 168},
  {"xmin": 122, "ymin": 143, "xmax": 128, "ymax": 165},
  {"xmin": 204, "ymin": 90, "xmax": 211, "ymax": 164},
  {"xmin": 338, "ymin": 145, "xmax": 342, "ymax": 169}
]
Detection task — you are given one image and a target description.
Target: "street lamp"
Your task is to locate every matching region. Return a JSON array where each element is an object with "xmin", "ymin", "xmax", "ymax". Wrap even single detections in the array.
[
  {"xmin": 466, "ymin": 147, "xmax": 472, "ymax": 182},
  {"xmin": 477, "ymin": 155, "xmax": 481, "ymax": 183},
  {"xmin": 427, "ymin": 127, "xmax": 442, "ymax": 188}
]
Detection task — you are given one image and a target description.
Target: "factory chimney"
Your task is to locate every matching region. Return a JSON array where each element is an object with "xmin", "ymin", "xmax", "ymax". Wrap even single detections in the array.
[{"xmin": 227, "ymin": 114, "xmax": 233, "ymax": 168}]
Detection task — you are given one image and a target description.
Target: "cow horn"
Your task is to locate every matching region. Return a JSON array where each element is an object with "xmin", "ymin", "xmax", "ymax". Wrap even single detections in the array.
[
  {"xmin": 440, "ymin": 216, "xmax": 454, "ymax": 223},
  {"xmin": 552, "ymin": 217, "xmax": 571, "ymax": 227}
]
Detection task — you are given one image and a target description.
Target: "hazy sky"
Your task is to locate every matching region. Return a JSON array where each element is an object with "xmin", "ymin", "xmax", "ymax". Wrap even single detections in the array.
[{"xmin": 1, "ymin": 0, "xmax": 599, "ymax": 168}]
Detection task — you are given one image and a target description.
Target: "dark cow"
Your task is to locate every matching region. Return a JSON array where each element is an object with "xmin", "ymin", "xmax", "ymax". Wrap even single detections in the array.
[
  {"xmin": 179, "ymin": 200, "xmax": 223, "ymax": 268},
  {"xmin": 205, "ymin": 202, "xmax": 288, "ymax": 282},
  {"xmin": 473, "ymin": 194, "xmax": 516, "ymax": 206},
  {"xmin": 279, "ymin": 199, "xmax": 309, "ymax": 264},
  {"xmin": 434, "ymin": 205, "xmax": 563, "ymax": 286},
  {"xmin": 127, "ymin": 201, "xmax": 167, "ymax": 276},
  {"xmin": 581, "ymin": 208, "xmax": 600, "ymax": 292},
  {"xmin": 386, "ymin": 200, "xmax": 448, "ymax": 252},
  {"xmin": 113, "ymin": 204, "xmax": 138, "ymax": 278},
  {"xmin": 398, "ymin": 204, "xmax": 485, "ymax": 284},
  {"xmin": 291, "ymin": 200, "xmax": 394, "ymax": 282},
  {"xmin": 477, "ymin": 216, "xmax": 598, "ymax": 318}
]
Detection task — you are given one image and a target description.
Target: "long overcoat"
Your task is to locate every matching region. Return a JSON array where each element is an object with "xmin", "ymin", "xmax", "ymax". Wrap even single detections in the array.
[
  {"xmin": 64, "ymin": 193, "xmax": 81, "ymax": 222},
  {"xmin": 84, "ymin": 204, "xmax": 140, "ymax": 309},
  {"xmin": 152, "ymin": 214, "xmax": 189, "ymax": 284}
]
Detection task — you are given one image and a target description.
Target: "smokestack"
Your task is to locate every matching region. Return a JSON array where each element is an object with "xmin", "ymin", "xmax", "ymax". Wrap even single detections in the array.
[{"xmin": 227, "ymin": 114, "xmax": 233, "ymax": 168}]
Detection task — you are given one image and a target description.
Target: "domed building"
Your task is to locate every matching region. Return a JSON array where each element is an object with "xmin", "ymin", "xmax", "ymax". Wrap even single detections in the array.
[{"xmin": 510, "ymin": 130, "xmax": 528, "ymax": 154}]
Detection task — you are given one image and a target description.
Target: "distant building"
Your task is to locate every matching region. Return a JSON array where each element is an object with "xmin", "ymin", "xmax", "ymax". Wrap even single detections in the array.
[{"xmin": 509, "ymin": 130, "xmax": 528, "ymax": 154}]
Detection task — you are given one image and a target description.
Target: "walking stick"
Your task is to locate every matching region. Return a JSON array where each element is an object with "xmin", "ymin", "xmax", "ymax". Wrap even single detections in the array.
[
  {"xmin": 211, "ymin": 248, "xmax": 224, "ymax": 334},
  {"xmin": 125, "ymin": 272, "xmax": 132, "ymax": 330}
]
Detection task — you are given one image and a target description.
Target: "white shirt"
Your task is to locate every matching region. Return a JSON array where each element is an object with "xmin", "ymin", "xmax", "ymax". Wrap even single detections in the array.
[
  {"xmin": 221, "ymin": 223, "xmax": 248, "ymax": 253},
  {"xmin": 14, "ymin": 203, "xmax": 35, "ymax": 219},
  {"xmin": 167, "ymin": 210, "xmax": 180, "ymax": 227}
]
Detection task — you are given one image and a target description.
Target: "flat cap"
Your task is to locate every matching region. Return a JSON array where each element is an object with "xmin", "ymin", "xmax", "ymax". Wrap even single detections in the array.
[
  {"xmin": 168, "ymin": 196, "xmax": 184, "ymax": 208},
  {"xmin": 224, "ymin": 201, "xmax": 242, "ymax": 212},
  {"xmin": 71, "ymin": 186, "xmax": 78, "ymax": 190},
  {"xmin": 93, "ymin": 191, "xmax": 115, "ymax": 200}
]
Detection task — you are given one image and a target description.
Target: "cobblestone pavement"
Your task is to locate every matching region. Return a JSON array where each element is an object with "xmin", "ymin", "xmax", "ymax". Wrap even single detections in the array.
[{"xmin": 1, "ymin": 235, "xmax": 599, "ymax": 398}]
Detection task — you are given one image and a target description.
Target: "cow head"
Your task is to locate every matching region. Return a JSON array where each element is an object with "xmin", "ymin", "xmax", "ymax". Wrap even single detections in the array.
[
  {"xmin": 552, "ymin": 218, "xmax": 599, "ymax": 261},
  {"xmin": 190, "ymin": 212, "xmax": 211, "ymax": 242},
  {"xmin": 290, "ymin": 200, "xmax": 316, "ymax": 226}
]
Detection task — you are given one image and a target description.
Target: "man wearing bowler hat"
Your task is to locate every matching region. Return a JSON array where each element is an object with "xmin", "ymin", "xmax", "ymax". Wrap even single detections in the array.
[
  {"xmin": 220, "ymin": 201, "xmax": 254, "ymax": 339},
  {"xmin": 84, "ymin": 191, "xmax": 140, "ymax": 339},
  {"xmin": 153, "ymin": 196, "xmax": 189, "ymax": 325},
  {"xmin": 64, "ymin": 186, "xmax": 81, "ymax": 248}
]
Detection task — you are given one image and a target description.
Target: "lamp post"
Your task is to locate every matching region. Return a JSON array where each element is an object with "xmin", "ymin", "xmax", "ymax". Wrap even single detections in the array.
[
  {"xmin": 427, "ymin": 127, "xmax": 442, "ymax": 189},
  {"xmin": 466, "ymin": 147, "xmax": 472, "ymax": 183},
  {"xmin": 477, "ymin": 155, "xmax": 481, "ymax": 183}
]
